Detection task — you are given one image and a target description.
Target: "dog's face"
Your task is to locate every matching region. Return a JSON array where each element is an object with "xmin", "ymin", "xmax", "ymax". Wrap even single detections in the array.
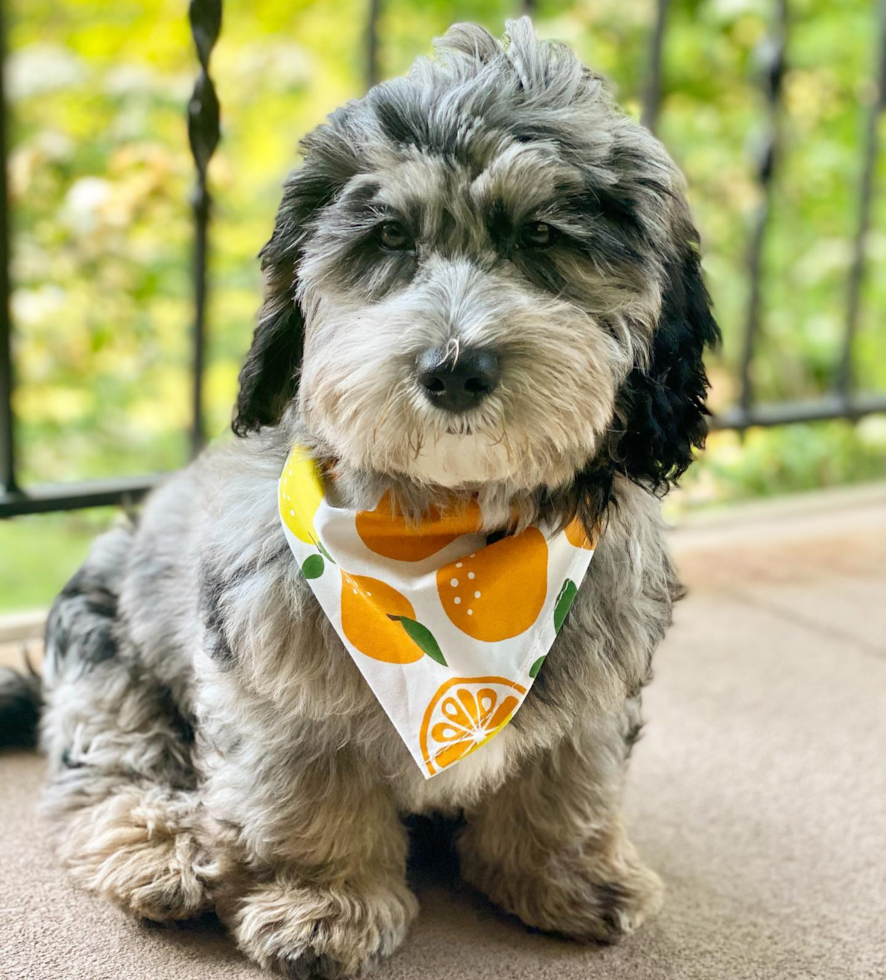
[
  {"xmin": 234, "ymin": 20, "xmax": 719, "ymax": 519},
  {"xmin": 296, "ymin": 143, "xmax": 649, "ymax": 491}
]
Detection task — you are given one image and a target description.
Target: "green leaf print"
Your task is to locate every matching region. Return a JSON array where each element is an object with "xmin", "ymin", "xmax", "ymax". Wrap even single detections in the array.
[
  {"xmin": 529, "ymin": 656, "xmax": 546, "ymax": 679},
  {"xmin": 302, "ymin": 554, "xmax": 325, "ymax": 579},
  {"xmin": 398, "ymin": 616, "xmax": 448, "ymax": 666},
  {"xmin": 553, "ymin": 578, "xmax": 578, "ymax": 633}
]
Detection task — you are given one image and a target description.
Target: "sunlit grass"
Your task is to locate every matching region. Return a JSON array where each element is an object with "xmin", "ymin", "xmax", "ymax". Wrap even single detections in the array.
[{"xmin": 0, "ymin": 509, "xmax": 115, "ymax": 613}]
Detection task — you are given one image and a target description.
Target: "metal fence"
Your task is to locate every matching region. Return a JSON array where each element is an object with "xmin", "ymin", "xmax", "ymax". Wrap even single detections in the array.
[{"xmin": 1, "ymin": 0, "xmax": 885, "ymax": 519}]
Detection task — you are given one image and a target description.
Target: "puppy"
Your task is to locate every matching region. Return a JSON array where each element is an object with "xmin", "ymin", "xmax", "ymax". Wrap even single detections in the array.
[{"xmin": 6, "ymin": 19, "xmax": 719, "ymax": 977}]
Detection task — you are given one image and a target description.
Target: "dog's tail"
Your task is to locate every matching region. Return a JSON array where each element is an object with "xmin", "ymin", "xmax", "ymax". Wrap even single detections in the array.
[
  {"xmin": 0, "ymin": 657, "xmax": 42, "ymax": 748},
  {"xmin": 0, "ymin": 521, "xmax": 134, "ymax": 750}
]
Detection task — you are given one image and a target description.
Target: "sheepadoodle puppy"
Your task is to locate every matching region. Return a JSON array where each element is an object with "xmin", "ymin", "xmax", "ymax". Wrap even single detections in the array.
[{"xmin": 2, "ymin": 19, "xmax": 719, "ymax": 978}]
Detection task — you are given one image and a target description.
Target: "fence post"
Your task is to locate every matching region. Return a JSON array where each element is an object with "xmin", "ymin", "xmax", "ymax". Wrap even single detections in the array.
[
  {"xmin": 0, "ymin": 1, "xmax": 18, "ymax": 499},
  {"xmin": 642, "ymin": 0, "xmax": 671, "ymax": 134},
  {"xmin": 737, "ymin": 0, "xmax": 788, "ymax": 426},
  {"xmin": 366, "ymin": 0, "xmax": 381, "ymax": 90},
  {"xmin": 838, "ymin": 0, "xmax": 886, "ymax": 405},
  {"xmin": 187, "ymin": 0, "xmax": 221, "ymax": 457}
]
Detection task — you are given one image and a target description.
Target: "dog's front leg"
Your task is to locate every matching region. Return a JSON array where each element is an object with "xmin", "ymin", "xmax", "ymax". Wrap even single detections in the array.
[
  {"xmin": 457, "ymin": 714, "xmax": 663, "ymax": 943},
  {"xmin": 212, "ymin": 741, "xmax": 417, "ymax": 978}
]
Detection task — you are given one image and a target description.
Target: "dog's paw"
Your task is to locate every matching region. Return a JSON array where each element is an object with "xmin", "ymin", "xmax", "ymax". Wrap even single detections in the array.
[
  {"xmin": 57, "ymin": 787, "xmax": 212, "ymax": 921},
  {"xmin": 231, "ymin": 878, "xmax": 418, "ymax": 977},
  {"xmin": 562, "ymin": 864, "xmax": 665, "ymax": 943},
  {"xmin": 463, "ymin": 842, "xmax": 663, "ymax": 944}
]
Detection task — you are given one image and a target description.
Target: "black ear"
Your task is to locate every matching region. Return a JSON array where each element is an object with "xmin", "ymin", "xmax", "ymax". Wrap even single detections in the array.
[
  {"xmin": 612, "ymin": 225, "xmax": 721, "ymax": 491},
  {"xmin": 537, "ymin": 219, "xmax": 720, "ymax": 535},
  {"xmin": 232, "ymin": 162, "xmax": 341, "ymax": 437},
  {"xmin": 232, "ymin": 248, "xmax": 303, "ymax": 436},
  {"xmin": 549, "ymin": 220, "xmax": 720, "ymax": 531}
]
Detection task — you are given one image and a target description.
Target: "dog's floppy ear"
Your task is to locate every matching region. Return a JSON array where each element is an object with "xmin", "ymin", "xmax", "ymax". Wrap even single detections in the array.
[
  {"xmin": 232, "ymin": 162, "xmax": 339, "ymax": 437},
  {"xmin": 540, "ymin": 216, "xmax": 720, "ymax": 535},
  {"xmin": 613, "ymin": 216, "xmax": 721, "ymax": 491}
]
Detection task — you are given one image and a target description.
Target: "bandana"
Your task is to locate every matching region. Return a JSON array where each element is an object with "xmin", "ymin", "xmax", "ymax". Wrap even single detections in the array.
[{"xmin": 279, "ymin": 446, "xmax": 598, "ymax": 779}]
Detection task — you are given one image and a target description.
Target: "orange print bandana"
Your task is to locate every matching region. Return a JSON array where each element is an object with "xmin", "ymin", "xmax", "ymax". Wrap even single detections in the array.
[{"xmin": 279, "ymin": 446, "xmax": 598, "ymax": 779}]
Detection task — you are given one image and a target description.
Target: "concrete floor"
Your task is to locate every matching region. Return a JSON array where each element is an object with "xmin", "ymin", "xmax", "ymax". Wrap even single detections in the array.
[{"xmin": 2, "ymin": 484, "xmax": 885, "ymax": 980}]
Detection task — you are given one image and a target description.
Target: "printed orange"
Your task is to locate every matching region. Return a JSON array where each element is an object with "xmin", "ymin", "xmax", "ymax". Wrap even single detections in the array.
[
  {"xmin": 340, "ymin": 572, "xmax": 424, "ymax": 664},
  {"xmin": 356, "ymin": 493, "xmax": 482, "ymax": 562},
  {"xmin": 564, "ymin": 516, "xmax": 598, "ymax": 550},
  {"xmin": 436, "ymin": 527, "xmax": 548, "ymax": 641},
  {"xmin": 420, "ymin": 676, "xmax": 527, "ymax": 775}
]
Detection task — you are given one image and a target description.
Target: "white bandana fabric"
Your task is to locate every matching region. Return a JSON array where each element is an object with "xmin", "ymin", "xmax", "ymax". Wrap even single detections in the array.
[{"xmin": 279, "ymin": 446, "xmax": 598, "ymax": 779}]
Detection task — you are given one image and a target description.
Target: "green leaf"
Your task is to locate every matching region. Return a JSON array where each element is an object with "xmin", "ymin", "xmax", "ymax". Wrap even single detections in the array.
[
  {"xmin": 317, "ymin": 541, "xmax": 335, "ymax": 563},
  {"xmin": 529, "ymin": 656, "xmax": 546, "ymax": 679},
  {"xmin": 553, "ymin": 578, "xmax": 578, "ymax": 633},
  {"xmin": 398, "ymin": 616, "xmax": 447, "ymax": 666},
  {"xmin": 302, "ymin": 554, "xmax": 325, "ymax": 579}
]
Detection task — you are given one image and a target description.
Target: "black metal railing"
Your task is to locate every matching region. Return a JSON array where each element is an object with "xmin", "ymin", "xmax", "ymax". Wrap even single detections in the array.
[
  {"xmin": 1, "ymin": 0, "xmax": 885, "ymax": 519},
  {"xmin": 0, "ymin": 2, "xmax": 16, "ymax": 513}
]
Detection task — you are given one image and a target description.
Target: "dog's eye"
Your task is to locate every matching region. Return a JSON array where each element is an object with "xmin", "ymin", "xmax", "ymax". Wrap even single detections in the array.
[
  {"xmin": 519, "ymin": 221, "xmax": 556, "ymax": 249},
  {"xmin": 378, "ymin": 221, "xmax": 412, "ymax": 251}
]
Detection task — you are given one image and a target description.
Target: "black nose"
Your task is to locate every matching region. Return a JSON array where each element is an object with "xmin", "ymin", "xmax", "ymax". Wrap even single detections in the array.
[{"xmin": 416, "ymin": 346, "xmax": 501, "ymax": 413}]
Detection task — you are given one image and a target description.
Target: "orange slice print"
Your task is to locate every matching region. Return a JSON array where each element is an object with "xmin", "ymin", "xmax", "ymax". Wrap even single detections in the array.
[
  {"xmin": 420, "ymin": 677, "xmax": 527, "ymax": 776},
  {"xmin": 564, "ymin": 516, "xmax": 598, "ymax": 550},
  {"xmin": 356, "ymin": 493, "xmax": 482, "ymax": 562},
  {"xmin": 436, "ymin": 527, "xmax": 548, "ymax": 641}
]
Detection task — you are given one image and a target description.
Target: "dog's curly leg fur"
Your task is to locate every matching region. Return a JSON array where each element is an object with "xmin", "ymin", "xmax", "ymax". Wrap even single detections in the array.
[
  {"xmin": 229, "ymin": 876, "xmax": 417, "ymax": 980},
  {"xmin": 41, "ymin": 662, "xmax": 211, "ymax": 922},
  {"xmin": 55, "ymin": 784, "xmax": 211, "ymax": 922},
  {"xmin": 38, "ymin": 528, "xmax": 214, "ymax": 923},
  {"xmin": 458, "ymin": 711, "xmax": 663, "ymax": 942},
  {"xmin": 207, "ymin": 740, "xmax": 418, "ymax": 978}
]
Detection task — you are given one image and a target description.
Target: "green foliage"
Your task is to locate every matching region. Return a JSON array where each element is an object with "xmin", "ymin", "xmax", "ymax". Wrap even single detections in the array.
[
  {"xmin": 667, "ymin": 416, "xmax": 886, "ymax": 517},
  {"xmin": 1, "ymin": 0, "xmax": 885, "ymax": 610}
]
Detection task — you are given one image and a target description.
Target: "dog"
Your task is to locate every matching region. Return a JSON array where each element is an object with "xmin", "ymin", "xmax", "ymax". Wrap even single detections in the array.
[{"xmin": 1, "ymin": 18, "xmax": 719, "ymax": 977}]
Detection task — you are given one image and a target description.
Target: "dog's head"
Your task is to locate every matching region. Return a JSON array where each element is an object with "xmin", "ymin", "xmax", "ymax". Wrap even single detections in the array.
[{"xmin": 233, "ymin": 19, "xmax": 719, "ymax": 528}]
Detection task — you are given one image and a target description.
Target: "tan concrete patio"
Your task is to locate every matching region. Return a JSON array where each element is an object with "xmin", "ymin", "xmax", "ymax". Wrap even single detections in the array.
[{"xmin": 2, "ymin": 483, "xmax": 885, "ymax": 980}]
